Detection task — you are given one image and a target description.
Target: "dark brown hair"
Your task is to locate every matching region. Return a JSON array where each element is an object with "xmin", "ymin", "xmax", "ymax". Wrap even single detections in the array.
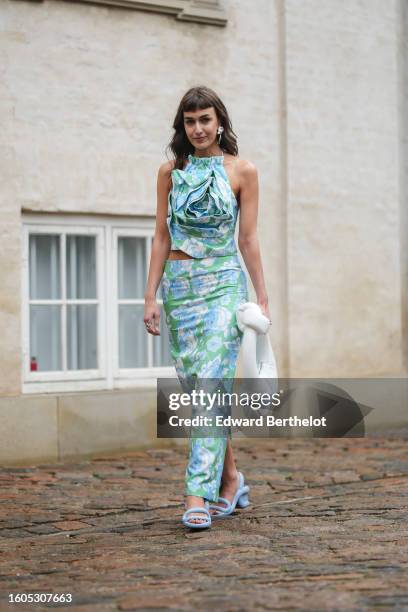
[{"xmin": 166, "ymin": 85, "xmax": 238, "ymax": 170}]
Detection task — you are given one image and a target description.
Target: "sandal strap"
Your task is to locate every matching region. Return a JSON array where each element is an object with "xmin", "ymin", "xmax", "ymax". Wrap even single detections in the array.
[
  {"xmin": 216, "ymin": 496, "xmax": 232, "ymax": 510},
  {"xmin": 209, "ymin": 496, "xmax": 232, "ymax": 513},
  {"xmin": 183, "ymin": 507, "xmax": 210, "ymax": 518}
]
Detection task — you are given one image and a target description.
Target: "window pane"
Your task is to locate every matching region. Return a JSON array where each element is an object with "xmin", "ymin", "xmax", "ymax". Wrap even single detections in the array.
[
  {"xmin": 118, "ymin": 237, "xmax": 146, "ymax": 299},
  {"xmin": 119, "ymin": 304, "xmax": 147, "ymax": 368},
  {"xmin": 30, "ymin": 305, "xmax": 62, "ymax": 371},
  {"xmin": 66, "ymin": 235, "xmax": 96, "ymax": 299},
  {"xmin": 29, "ymin": 234, "xmax": 60, "ymax": 299},
  {"xmin": 67, "ymin": 305, "xmax": 98, "ymax": 370},
  {"xmin": 153, "ymin": 305, "xmax": 173, "ymax": 367}
]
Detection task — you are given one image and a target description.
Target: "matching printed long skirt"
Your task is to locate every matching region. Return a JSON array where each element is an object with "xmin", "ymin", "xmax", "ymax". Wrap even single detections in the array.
[{"xmin": 161, "ymin": 254, "xmax": 248, "ymax": 502}]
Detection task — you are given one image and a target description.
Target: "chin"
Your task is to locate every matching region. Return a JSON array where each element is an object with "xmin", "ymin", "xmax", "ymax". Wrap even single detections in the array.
[{"xmin": 195, "ymin": 140, "xmax": 213, "ymax": 147}]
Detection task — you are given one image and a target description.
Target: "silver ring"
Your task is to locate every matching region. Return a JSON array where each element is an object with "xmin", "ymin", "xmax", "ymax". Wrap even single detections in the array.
[{"xmin": 145, "ymin": 321, "xmax": 152, "ymax": 328}]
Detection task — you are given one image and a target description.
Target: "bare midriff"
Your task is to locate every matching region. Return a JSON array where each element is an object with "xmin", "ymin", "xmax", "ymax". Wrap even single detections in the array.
[{"xmin": 167, "ymin": 249, "xmax": 194, "ymax": 261}]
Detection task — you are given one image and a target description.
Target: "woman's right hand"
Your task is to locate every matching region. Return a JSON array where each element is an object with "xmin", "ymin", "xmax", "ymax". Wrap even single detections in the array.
[{"xmin": 144, "ymin": 297, "xmax": 161, "ymax": 335}]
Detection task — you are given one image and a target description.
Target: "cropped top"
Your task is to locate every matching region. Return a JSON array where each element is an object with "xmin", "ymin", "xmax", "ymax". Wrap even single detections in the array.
[{"xmin": 167, "ymin": 153, "xmax": 239, "ymax": 258}]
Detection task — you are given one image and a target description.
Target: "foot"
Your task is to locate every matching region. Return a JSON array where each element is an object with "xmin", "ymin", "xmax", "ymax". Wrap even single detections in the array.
[
  {"xmin": 209, "ymin": 471, "xmax": 239, "ymax": 516},
  {"xmin": 185, "ymin": 495, "xmax": 208, "ymax": 525}
]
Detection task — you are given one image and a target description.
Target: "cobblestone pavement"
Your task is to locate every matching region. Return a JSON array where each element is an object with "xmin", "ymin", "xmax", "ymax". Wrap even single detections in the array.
[{"xmin": 1, "ymin": 430, "xmax": 407, "ymax": 611}]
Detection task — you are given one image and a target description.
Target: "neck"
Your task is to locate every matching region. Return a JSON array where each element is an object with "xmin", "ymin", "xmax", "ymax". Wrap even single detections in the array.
[{"xmin": 192, "ymin": 144, "xmax": 223, "ymax": 158}]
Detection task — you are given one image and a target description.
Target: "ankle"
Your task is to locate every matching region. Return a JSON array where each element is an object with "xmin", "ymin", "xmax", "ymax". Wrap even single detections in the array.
[
  {"xmin": 186, "ymin": 495, "xmax": 205, "ymax": 508},
  {"xmin": 222, "ymin": 469, "xmax": 239, "ymax": 484}
]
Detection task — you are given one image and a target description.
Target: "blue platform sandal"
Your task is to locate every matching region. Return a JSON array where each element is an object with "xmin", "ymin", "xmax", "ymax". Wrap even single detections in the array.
[
  {"xmin": 182, "ymin": 500, "xmax": 212, "ymax": 529},
  {"xmin": 209, "ymin": 472, "xmax": 250, "ymax": 518}
]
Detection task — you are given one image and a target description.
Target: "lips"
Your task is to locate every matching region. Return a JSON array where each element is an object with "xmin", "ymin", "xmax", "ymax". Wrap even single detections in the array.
[{"xmin": 195, "ymin": 137, "xmax": 206, "ymax": 141}]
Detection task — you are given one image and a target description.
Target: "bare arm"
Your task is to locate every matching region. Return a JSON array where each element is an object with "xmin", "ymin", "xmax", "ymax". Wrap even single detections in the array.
[
  {"xmin": 237, "ymin": 161, "xmax": 270, "ymax": 319},
  {"xmin": 143, "ymin": 161, "xmax": 173, "ymax": 335}
]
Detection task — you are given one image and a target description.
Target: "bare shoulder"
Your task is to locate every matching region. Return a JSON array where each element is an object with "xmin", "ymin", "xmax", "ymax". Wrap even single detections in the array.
[
  {"xmin": 158, "ymin": 159, "xmax": 176, "ymax": 177},
  {"xmin": 236, "ymin": 158, "xmax": 258, "ymax": 179},
  {"xmin": 224, "ymin": 154, "xmax": 258, "ymax": 175},
  {"xmin": 158, "ymin": 160, "xmax": 176, "ymax": 192}
]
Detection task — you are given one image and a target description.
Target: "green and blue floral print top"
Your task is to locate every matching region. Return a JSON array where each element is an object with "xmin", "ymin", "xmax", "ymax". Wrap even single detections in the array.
[{"xmin": 167, "ymin": 153, "xmax": 239, "ymax": 258}]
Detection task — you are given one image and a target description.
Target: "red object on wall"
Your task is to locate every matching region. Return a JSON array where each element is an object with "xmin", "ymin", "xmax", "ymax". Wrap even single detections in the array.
[{"xmin": 30, "ymin": 356, "xmax": 38, "ymax": 371}]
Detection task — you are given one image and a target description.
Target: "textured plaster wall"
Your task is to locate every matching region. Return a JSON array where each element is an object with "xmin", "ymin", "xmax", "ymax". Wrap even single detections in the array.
[
  {"xmin": 285, "ymin": 0, "xmax": 405, "ymax": 376},
  {"xmin": 398, "ymin": 0, "xmax": 408, "ymax": 375}
]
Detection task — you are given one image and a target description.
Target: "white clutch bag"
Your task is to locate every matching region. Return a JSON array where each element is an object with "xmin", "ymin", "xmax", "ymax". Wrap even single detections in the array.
[{"xmin": 236, "ymin": 302, "xmax": 278, "ymax": 383}]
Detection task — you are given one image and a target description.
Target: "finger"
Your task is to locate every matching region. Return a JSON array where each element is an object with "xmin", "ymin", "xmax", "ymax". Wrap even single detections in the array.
[
  {"xmin": 146, "ymin": 316, "xmax": 157, "ymax": 336},
  {"xmin": 144, "ymin": 320, "xmax": 154, "ymax": 334},
  {"xmin": 151, "ymin": 314, "xmax": 161, "ymax": 335}
]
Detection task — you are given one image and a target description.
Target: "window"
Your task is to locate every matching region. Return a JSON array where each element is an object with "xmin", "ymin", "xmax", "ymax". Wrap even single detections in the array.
[{"xmin": 22, "ymin": 215, "xmax": 174, "ymax": 393}]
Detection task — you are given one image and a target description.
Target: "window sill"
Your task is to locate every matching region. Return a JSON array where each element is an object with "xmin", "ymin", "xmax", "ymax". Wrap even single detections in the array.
[
  {"xmin": 22, "ymin": 367, "xmax": 177, "ymax": 394},
  {"xmin": 19, "ymin": 0, "xmax": 228, "ymax": 27}
]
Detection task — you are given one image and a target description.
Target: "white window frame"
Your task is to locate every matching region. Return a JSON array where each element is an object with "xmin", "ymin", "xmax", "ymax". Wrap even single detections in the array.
[{"xmin": 22, "ymin": 213, "xmax": 175, "ymax": 394}]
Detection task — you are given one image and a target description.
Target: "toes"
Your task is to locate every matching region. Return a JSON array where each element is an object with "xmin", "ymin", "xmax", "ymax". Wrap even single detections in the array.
[{"xmin": 190, "ymin": 515, "xmax": 206, "ymax": 523}]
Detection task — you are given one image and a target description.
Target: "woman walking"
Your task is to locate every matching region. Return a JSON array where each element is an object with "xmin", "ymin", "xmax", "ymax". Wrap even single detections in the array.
[{"xmin": 144, "ymin": 85, "xmax": 269, "ymax": 529}]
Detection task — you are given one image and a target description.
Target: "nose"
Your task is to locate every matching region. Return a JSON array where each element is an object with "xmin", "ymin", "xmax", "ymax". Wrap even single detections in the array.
[{"xmin": 192, "ymin": 122, "xmax": 204, "ymax": 136}]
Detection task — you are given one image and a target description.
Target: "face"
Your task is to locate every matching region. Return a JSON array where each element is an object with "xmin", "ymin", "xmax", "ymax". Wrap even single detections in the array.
[{"xmin": 183, "ymin": 106, "xmax": 220, "ymax": 149}]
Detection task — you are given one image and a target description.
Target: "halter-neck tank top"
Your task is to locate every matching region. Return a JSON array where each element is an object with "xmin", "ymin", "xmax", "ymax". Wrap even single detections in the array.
[{"xmin": 167, "ymin": 153, "xmax": 239, "ymax": 258}]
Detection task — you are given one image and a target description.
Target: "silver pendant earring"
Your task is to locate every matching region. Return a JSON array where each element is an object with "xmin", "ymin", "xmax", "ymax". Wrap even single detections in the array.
[{"xmin": 217, "ymin": 126, "xmax": 224, "ymax": 144}]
